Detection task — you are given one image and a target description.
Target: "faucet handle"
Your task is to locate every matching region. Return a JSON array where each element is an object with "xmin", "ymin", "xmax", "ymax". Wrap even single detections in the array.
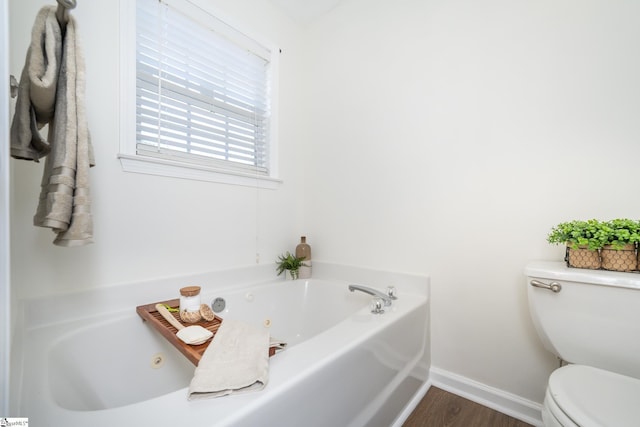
[
  {"xmin": 386, "ymin": 286, "xmax": 398, "ymax": 300},
  {"xmin": 370, "ymin": 297, "xmax": 385, "ymax": 314}
]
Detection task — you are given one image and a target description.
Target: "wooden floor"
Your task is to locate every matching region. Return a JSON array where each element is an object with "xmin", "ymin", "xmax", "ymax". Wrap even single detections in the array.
[{"xmin": 403, "ymin": 387, "xmax": 534, "ymax": 427}]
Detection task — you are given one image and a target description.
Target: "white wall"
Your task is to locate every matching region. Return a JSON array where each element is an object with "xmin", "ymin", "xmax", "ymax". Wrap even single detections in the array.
[
  {"xmin": 9, "ymin": 0, "xmax": 306, "ymax": 299},
  {"xmin": 300, "ymin": 0, "xmax": 640, "ymax": 403}
]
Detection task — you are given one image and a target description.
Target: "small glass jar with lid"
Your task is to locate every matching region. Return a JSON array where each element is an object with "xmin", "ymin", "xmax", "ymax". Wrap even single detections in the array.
[{"xmin": 179, "ymin": 286, "xmax": 201, "ymax": 312}]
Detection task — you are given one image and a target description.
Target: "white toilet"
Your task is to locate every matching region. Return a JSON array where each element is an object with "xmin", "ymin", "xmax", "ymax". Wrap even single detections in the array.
[{"xmin": 525, "ymin": 261, "xmax": 640, "ymax": 427}]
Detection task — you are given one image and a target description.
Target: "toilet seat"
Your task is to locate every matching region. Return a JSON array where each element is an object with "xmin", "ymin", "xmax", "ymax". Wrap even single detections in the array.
[
  {"xmin": 545, "ymin": 364, "xmax": 640, "ymax": 427},
  {"xmin": 543, "ymin": 387, "xmax": 577, "ymax": 426}
]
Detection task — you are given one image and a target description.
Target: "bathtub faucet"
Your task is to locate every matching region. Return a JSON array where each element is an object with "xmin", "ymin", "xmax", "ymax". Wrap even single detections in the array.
[{"xmin": 348, "ymin": 284, "xmax": 394, "ymax": 307}]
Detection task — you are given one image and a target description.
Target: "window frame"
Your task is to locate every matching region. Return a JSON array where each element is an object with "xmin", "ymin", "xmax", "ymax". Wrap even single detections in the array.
[{"xmin": 118, "ymin": 0, "xmax": 281, "ymax": 189}]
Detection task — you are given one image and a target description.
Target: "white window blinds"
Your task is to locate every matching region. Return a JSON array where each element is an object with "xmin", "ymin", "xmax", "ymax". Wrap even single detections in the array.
[{"xmin": 136, "ymin": 0, "xmax": 272, "ymax": 175}]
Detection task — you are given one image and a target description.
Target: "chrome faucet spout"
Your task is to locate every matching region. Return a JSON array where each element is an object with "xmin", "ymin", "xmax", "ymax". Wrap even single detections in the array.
[{"xmin": 348, "ymin": 284, "xmax": 393, "ymax": 306}]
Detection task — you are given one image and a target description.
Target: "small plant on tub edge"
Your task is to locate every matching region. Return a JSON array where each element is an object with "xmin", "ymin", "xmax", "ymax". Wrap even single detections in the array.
[{"xmin": 276, "ymin": 252, "xmax": 308, "ymax": 279}]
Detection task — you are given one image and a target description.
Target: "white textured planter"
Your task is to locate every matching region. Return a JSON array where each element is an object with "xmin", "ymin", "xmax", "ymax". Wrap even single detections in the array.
[{"xmin": 285, "ymin": 269, "xmax": 299, "ymax": 280}]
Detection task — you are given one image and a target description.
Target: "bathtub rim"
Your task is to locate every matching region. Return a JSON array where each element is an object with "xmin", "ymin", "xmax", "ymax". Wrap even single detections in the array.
[{"xmin": 17, "ymin": 261, "xmax": 429, "ymax": 330}]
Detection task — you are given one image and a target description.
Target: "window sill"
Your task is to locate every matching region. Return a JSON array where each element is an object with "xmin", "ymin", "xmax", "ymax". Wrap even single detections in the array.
[{"xmin": 118, "ymin": 154, "xmax": 282, "ymax": 189}]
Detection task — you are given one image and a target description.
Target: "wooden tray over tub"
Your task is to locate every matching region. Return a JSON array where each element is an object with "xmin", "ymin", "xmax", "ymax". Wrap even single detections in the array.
[{"xmin": 136, "ymin": 299, "xmax": 276, "ymax": 365}]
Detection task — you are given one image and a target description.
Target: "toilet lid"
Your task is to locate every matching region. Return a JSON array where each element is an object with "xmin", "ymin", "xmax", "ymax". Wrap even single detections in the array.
[{"xmin": 548, "ymin": 364, "xmax": 640, "ymax": 427}]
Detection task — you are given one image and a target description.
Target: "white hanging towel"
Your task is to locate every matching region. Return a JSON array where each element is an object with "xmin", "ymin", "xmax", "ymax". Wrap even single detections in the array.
[{"xmin": 10, "ymin": 6, "xmax": 95, "ymax": 247}]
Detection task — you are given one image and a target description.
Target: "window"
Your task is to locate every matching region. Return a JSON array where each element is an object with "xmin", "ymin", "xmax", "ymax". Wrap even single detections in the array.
[{"xmin": 119, "ymin": 0, "xmax": 280, "ymax": 188}]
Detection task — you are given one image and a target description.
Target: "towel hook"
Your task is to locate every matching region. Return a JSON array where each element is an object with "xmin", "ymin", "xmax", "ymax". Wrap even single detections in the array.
[{"xmin": 55, "ymin": 0, "xmax": 76, "ymax": 28}]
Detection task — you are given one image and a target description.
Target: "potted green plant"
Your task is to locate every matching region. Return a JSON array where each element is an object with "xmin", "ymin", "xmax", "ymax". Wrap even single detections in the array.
[
  {"xmin": 547, "ymin": 219, "xmax": 604, "ymax": 269},
  {"xmin": 597, "ymin": 219, "xmax": 640, "ymax": 272},
  {"xmin": 275, "ymin": 251, "xmax": 308, "ymax": 280}
]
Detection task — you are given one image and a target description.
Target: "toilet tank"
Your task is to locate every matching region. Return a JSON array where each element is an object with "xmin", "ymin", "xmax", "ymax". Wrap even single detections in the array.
[{"xmin": 525, "ymin": 261, "xmax": 640, "ymax": 379}]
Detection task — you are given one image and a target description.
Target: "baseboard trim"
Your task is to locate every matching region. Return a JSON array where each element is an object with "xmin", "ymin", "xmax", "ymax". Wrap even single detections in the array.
[
  {"xmin": 430, "ymin": 367, "xmax": 544, "ymax": 427},
  {"xmin": 391, "ymin": 380, "xmax": 433, "ymax": 427}
]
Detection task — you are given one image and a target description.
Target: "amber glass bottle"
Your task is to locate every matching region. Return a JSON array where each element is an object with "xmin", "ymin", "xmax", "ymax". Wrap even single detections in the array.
[{"xmin": 295, "ymin": 236, "xmax": 312, "ymax": 279}]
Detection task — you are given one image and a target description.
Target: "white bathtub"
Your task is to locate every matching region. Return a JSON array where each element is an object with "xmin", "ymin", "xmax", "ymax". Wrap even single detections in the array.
[{"xmin": 12, "ymin": 264, "xmax": 429, "ymax": 426}]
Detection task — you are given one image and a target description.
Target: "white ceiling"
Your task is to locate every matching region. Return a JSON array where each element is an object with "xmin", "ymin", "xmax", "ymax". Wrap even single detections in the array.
[{"xmin": 268, "ymin": 0, "xmax": 345, "ymax": 24}]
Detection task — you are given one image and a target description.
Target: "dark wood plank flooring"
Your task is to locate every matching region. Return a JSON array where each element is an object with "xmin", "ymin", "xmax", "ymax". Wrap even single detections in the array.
[{"xmin": 403, "ymin": 386, "xmax": 534, "ymax": 427}]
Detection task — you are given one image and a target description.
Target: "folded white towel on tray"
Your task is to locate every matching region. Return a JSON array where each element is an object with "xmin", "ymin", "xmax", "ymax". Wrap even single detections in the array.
[{"xmin": 188, "ymin": 319, "xmax": 284, "ymax": 400}]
